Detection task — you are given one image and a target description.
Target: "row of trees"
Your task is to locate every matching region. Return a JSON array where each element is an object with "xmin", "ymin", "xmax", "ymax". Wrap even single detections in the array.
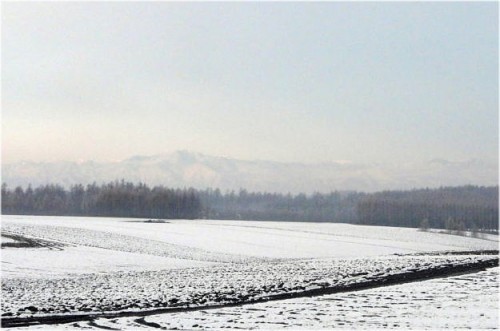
[
  {"xmin": 356, "ymin": 186, "xmax": 498, "ymax": 231},
  {"xmin": 1, "ymin": 181, "xmax": 201, "ymax": 219},
  {"xmin": 197, "ymin": 188, "xmax": 363, "ymax": 222},
  {"xmin": 1, "ymin": 183, "xmax": 362, "ymax": 223},
  {"xmin": 2, "ymin": 183, "xmax": 498, "ymax": 232}
]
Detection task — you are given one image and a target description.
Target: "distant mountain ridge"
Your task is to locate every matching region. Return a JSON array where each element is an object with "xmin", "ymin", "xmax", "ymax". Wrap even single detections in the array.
[{"xmin": 2, "ymin": 151, "xmax": 498, "ymax": 193}]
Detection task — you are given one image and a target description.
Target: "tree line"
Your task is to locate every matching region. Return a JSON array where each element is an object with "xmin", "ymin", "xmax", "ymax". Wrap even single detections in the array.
[
  {"xmin": 1, "ymin": 182, "xmax": 498, "ymax": 232},
  {"xmin": 1, "ymin": 181, "xmax": 201, "ymax": 219},
  {"xmin": 356, "ymin": 186, "xmax": 498, "ymax": 232},
  {"xmin": 197, "ymin": 188, "xmax": 363, "ymax": 222}
]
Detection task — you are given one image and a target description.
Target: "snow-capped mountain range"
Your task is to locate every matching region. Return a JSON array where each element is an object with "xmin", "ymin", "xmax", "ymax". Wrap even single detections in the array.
[{"xmin": 2, "ymin": 151, "xmax": 498, "ymax": 193}]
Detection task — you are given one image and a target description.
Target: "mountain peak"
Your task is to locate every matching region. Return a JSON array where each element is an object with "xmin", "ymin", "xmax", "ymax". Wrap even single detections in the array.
[{"xmin": 2, "ymin": 153, "xmax": 497, "ymax": 193}]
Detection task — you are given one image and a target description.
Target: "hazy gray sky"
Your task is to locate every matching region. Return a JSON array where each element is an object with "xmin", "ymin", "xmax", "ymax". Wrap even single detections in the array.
[{"xmin": 2, "ymin": 2, "xmax": 498, "ymax": 164}]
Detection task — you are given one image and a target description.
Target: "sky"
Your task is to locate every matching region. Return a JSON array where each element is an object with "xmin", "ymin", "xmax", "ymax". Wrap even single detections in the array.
[{"xmin": 2, "ymin": 2, "xmax": 498, "ymax": 165}]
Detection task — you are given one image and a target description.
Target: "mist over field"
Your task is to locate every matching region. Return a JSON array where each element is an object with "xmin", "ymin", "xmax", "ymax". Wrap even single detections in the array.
[{"xmin": 2, "ymin": 151, "xmax": 498, "ymax": 193}]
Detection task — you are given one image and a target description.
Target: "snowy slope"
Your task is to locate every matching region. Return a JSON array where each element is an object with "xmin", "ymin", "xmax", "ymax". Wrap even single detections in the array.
[
  {"xmin": 2, "ymin": 215, "xmax": 497, "ymax": 280},
  {"xmin": 4, "ymin": 215, "xmax": 497, "ymax": 261}
]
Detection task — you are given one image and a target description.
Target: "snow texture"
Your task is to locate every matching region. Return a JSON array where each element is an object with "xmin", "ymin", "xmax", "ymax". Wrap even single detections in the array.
[
  {"xmin": 3, "ymin": 267, "xmax": 498, "ymax": 330},
  {"xmin": 1, "ymin": 215, "xmax": 498, "ymax": 330}
]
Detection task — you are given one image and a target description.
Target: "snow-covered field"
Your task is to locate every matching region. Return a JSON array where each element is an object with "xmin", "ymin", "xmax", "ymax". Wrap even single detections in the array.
[
  {"xmin": 1, "ymin": 215, "xmax": 498, "ymax": 329},
  {"xmin": 145, "ymin": 266, "xmax": 498, "ymax": 330},
  {"xmin": 14, "ymin": 266, "xmax": 495, "ymax": 330},
  {"xmin": 3, "ymin": 215, "xmax": 497, "ymax": 267}
]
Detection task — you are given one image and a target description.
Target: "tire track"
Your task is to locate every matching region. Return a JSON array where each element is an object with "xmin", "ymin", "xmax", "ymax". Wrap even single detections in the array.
[{"xmin": 2, "ymin": 256, "xmax": 497, "ymax": 328}]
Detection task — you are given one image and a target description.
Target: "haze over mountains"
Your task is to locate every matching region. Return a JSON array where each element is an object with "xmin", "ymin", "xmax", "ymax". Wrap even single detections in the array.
[{"xmin": 2, "ymin": 151, "xmax": 497, "ymax": 193}]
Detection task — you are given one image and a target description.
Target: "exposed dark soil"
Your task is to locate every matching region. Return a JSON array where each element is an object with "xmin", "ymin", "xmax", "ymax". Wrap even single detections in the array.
[
  {"xmin": 128, "ymin": 220, "xmax": 171, "ymax": 224},
  {"xmin": 395, "ymin": 250, "xmax": 499, "ymax": 256},
  {"xmin": 1, "ymin": 232, "xmax": 66, "ymax": 250}
]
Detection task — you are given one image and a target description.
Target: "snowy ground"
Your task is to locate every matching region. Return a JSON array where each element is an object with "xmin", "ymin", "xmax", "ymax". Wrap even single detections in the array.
[
  {"xmin": 4, "ymin": 267, "xmax": 498, "ymax": 330},
  {"xmin": 2, "ymin": 246, "xmax": 215, "ymax": 279},
  {"xmin": 3, "ymin": 215, "xmax": 496, "ymax": 280},
  {"xmin": 1, "ymin": 215, "xmax": 498, "ymax": 329},
  {"xmin": 3, "ymin": 215, "xmax": 498, "ymax": 266},
  {"xmin": 19, "ymin": 266, "xmax": 494, "ymax": 331}
]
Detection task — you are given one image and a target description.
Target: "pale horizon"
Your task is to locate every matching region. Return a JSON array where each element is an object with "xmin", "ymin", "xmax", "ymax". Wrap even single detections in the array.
[{"xmin": 2, "ymin": 148, "xmax": 498, "ymax": 167}]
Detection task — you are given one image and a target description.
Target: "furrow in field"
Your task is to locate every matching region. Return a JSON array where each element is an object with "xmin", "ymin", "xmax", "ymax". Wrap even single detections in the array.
[{"xmin": 2, "ymin": 254, "xmax": 497, "ymax": 328}]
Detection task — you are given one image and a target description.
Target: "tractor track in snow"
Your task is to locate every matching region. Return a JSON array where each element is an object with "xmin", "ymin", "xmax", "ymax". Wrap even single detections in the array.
[{"xmin": 2, "ymin": 256, "xmax": 497, "ymax": 329}]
